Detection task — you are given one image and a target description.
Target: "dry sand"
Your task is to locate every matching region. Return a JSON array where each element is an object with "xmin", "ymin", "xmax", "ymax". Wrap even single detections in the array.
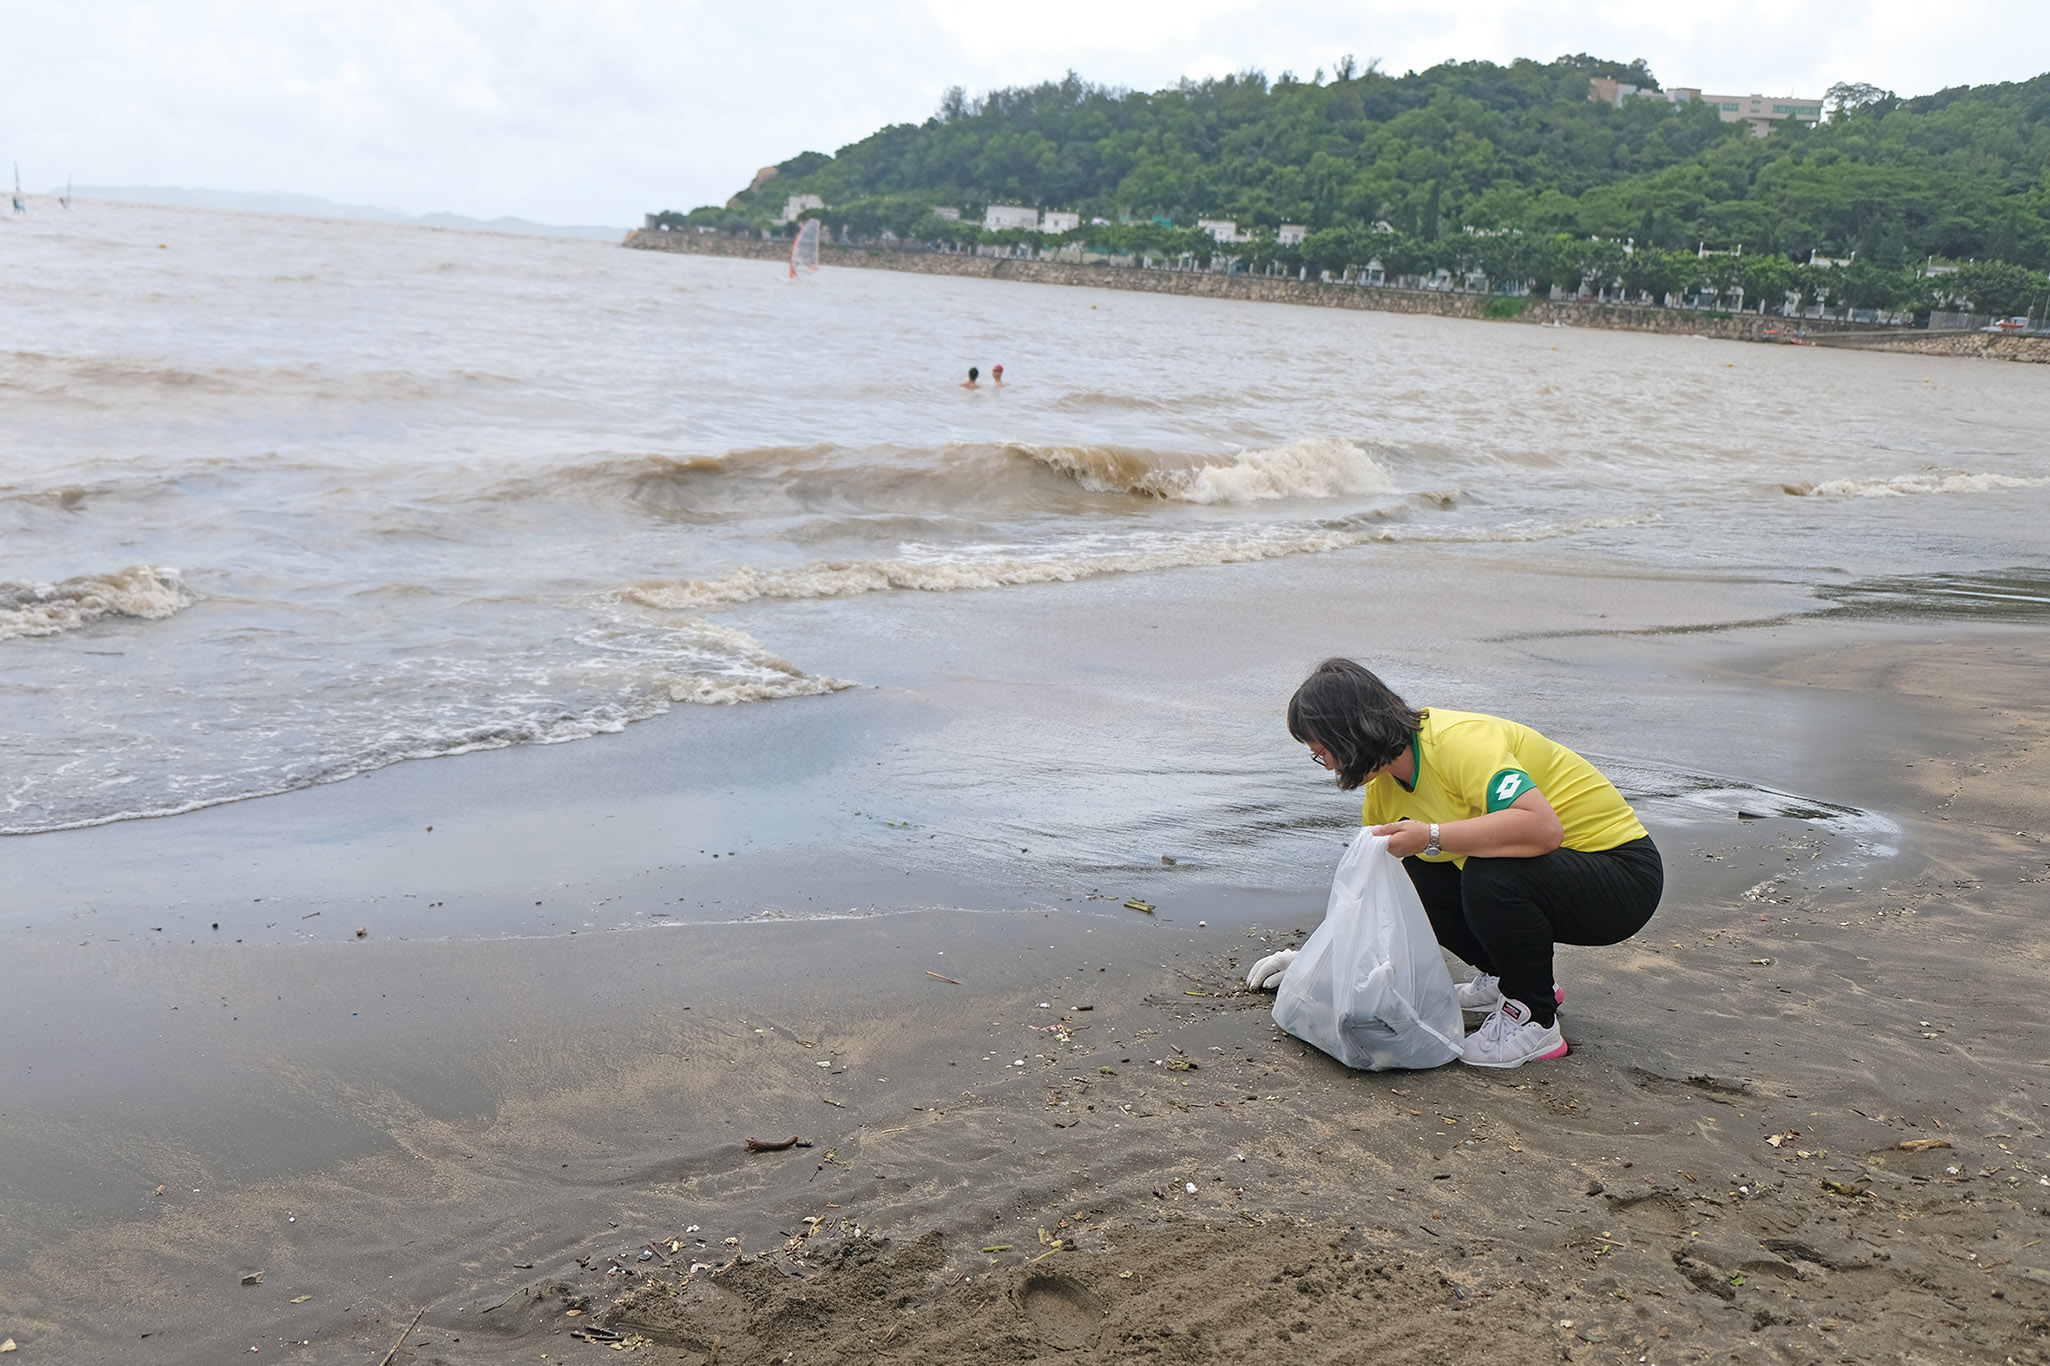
[{"xmin": 4, "ymin": 607, "xmax": 2048, "ymax": 1365}]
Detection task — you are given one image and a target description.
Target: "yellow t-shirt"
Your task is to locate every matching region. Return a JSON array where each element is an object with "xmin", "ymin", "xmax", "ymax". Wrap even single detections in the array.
[{"xmin": 1361, "ymin": 708, "xmax": 1646, "ymax": 867}]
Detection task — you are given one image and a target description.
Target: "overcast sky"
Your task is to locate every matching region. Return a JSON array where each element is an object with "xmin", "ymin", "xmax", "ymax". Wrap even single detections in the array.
[{"xmin": 6, "ymin": 0, "xmax": 2048, "ymax": 226}]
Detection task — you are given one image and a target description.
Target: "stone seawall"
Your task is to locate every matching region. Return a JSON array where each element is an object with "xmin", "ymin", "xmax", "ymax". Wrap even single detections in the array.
[
  {"xmin": 621, "ymin": 230, "xmax": 2038, "ymax": 358},
  {"xmin": 1811, "ymin": 330, "xmax": 2050, "ymax": 364}
]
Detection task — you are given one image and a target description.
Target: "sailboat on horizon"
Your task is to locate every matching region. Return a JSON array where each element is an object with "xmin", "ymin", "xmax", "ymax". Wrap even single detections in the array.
[
  {"xmin": 10, "ymin": 164, "xmax": 24, "ymax": 215},
  {"xmin": 60, "ymin": 175, "xmax": 71, "ymax": 210}
]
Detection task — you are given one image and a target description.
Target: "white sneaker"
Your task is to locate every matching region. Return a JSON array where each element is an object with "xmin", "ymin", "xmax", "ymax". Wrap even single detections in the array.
[
  {"xmin": 1460, "ymin": 998, "xmax": 1569, "ymax": 1069},
  {"xmin": 1454, "ymin": 972, "xmax": 1564, "ymax": 1013}
]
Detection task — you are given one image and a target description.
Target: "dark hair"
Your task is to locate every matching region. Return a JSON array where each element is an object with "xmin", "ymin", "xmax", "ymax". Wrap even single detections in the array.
[
  {"xmin": 968, "ymin": 366, "xmax": 979, "ymax": 380},
  {"xmin": 1286, "ymin": 658, "xmax": 1424, "ymax": 790}
]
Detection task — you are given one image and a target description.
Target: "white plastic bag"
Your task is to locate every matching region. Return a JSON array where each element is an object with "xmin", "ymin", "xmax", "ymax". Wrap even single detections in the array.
[{"xmin": 1271, "ymin": 830, "xmax": 1464, "ymax": 1071}]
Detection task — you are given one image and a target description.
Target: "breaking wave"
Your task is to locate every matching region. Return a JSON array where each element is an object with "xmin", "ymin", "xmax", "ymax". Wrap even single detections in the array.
[
  {"xmin": 1781, "ymin": 471, "xmax": 2050, "ymax": 498},
  {"xmin": 494, "ymin": 437, "xmax": 1402, "ymax": 522},
  {"xmin": 625, "ymin": 530, "xmax": 1357, "ymax": 610},
  {"xmin": 0, "ymin": 565, "xmax": 196, "ymax": 642},
  {"xmin": 1024, "ymin": 437, "xmax": 1397, "ymax": 504},
  {"xmin": 620, "ymin": 512, "xmax": 1656, "ymax": 611}
]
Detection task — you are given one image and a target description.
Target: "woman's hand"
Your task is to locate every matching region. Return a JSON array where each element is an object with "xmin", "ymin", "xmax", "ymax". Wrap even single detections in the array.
[{"xmin": 1370, "ymin": 819, "xmax": 1432, "ymax": 858}]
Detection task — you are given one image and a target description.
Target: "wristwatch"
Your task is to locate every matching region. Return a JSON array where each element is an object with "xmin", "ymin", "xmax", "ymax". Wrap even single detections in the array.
[{"xmin": 1424, "ymin": 822, "xmax": 1442, "ymax": 858}]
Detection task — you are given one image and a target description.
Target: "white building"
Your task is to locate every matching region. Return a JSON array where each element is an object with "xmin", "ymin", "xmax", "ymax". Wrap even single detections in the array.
[
  {"xmin": 1040, "ymin": 210, "xmax": 1080, "ymax": 234},
  {"xmin": 1590, "ymin": 76, "xmax": 1687, "ymax": 108},
  {"xmin": 1588, "ymin": 77, "xmax": 1820, "ymax": 137},
  {"xmin": 1700, "ymin": 92, "xmax": 1824, "ymax": 137},
  {"xmin": 983, "ymin": 204, "xmax": 1040, "ymax": 231},
  {"xmin": 1197, "ymin": 218, "xmax": 1242, "ymax": 243},
  {"xmin": 930, "ymin": 206, "xmax": 961, "ymax": 222},
  {"xmin": 1277, "ymin": 223, "xmax": 1308, "ymax": 246},
  {"xmin": 774, "ymin": 193, "xmax": 825, "ymax": 225}
]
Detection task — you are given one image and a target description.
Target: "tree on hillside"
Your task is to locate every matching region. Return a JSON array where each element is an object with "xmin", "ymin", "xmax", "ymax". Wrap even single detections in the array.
[
  {"xmin": 1566, "ymin": 238, "xmax": 1630, "ymax": 297},
  {"xmin": 648, "ymin": 59, "xmax": 2050, "ymax": 276},
  {"xmin": 1738, "ymin": 253, "xmax": 1797, "ymax": 315},
  {"xmin": 1619, "ymin": 245, "xmax": 1685, "ymax": 304},
  {"xmin": 1698, "ymin": 252, "xmax": 1745, "ymax": 309},
  {"xmin": 1948, "ymin": 259, "xmax": 2050, "ymax": 316},
  {"xmin": 1833, "ymin": 258, "xmax": 1914, "ymax": 311},
  {"xmin": 1825, "ymin": 82, "xmax": 1895, "ymax": 116}
]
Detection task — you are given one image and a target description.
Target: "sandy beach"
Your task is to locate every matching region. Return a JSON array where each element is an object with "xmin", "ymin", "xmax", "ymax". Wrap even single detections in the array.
[
  {"xmin": 5, "ymin": 202, "xmax": 2049, "ymax": 1364},
  {"xmin": 7, "ymin": 548, "xmax": 2049, "ymax": 1365}
]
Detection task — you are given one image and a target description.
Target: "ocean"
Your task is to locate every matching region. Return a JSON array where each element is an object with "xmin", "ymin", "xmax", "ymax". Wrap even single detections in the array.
[{"xmin": 4, "ymin": 197, "xmax": 2046, "ymax": 890}]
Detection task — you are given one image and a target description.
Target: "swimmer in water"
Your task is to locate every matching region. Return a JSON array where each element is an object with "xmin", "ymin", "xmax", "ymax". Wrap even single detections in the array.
[
  {"xmin": 962, "ymin": 367, "xmax": 980, "ymax": 388},
  {"xmin": 992, "ymin": 364, "xmax": 1005, "ymax": 385}
]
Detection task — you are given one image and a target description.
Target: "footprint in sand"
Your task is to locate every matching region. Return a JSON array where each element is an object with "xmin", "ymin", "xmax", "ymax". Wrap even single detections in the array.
[{"xmin": 1015, "ymin": 1271, "xmax": 1106, "ymax": 1350}]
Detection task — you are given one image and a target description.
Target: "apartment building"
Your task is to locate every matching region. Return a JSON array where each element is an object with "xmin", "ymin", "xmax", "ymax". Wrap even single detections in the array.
[
  {"xmin": 983, "ymin": 204, "xmax": 1040, "ymax": 231},
  {"xmin": 1589, "ymin": 77, "xmax": 1822, "ymax": 137},
  {"xmin": 773, "ymin": 193, "xmax": 825, "ymax": 225}
]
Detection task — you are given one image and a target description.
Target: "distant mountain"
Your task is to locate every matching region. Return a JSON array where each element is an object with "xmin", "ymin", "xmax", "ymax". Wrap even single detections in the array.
[{"xmin": 66, "ymin": 185, "xmax": 627, "ymax": 240}]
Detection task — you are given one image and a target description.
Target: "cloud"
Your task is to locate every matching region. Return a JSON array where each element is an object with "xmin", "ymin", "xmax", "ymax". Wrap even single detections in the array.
[{"xmin": 2, "ymin": 0, "xmax": 2045, "ymax": 225}]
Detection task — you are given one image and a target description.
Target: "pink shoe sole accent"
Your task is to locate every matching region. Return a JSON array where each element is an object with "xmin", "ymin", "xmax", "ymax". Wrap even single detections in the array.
[{"xmin": 1537, "ymin": 1038, "xmax": 1570, "ymax": 1061}]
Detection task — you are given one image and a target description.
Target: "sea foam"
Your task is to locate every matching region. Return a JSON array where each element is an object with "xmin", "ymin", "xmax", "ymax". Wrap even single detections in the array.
[
  {"xmin": 1026, "ymin": 437, "xmax": 1397, "ymax": 504},
  {"xmin": 659, "ymin": 621, "xmax": 854, "ymax": 705},
  {"xmin": 619, "ymin": 512, "xmax": 1656, "ymax": 612},
  {"xmin": 0, "ymin": 565, "xmax": 195, "ymax": 641},
  {"xmin": 1782, "ymin": 471, "xmax": 2050, "ymax": 498}
]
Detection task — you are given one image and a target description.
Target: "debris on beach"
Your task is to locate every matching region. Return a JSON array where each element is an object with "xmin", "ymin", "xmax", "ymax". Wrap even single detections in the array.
[
  {"xmin": 377, "ymin": 1308, "xmax": 425, "ymax": 1365},
  {"xmin": 240, "ymin": 1270, "xmax": 264, "ymax": 1285},
  {"xmin": 1898, "ymin": 1138, "xmax": 1952, "ymax": 1152},
  {"xmin": 1123, "ymin": 899, "xmax": 1154, "ymax": 913},
  {"xmin": 745, "ymin": 1135, "xmax": 812, "ymax": 1153},
  {"xmin": 478, "ymin": 1286, "xmax": 525, "ymax": 1314},
  {"xmin": 926, "ymin": 970, "xmax": 962, "ymax": 984}
]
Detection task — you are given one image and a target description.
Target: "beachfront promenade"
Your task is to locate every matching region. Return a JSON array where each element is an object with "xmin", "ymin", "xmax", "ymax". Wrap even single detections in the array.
[{"xmin": 623, "ymin": 229, "xmax": 2050, "ymax": 362}]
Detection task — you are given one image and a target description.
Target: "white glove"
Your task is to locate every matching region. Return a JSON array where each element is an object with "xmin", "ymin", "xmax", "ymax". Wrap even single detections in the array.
[{"xmin": 1246, "ymin": 949, "xmax": 1298, "ymax": 990}]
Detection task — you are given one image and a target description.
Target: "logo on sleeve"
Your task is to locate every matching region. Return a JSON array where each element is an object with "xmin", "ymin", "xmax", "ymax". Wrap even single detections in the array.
[{"xmin": 1486, "ymin": 768, "xmax": 1534, "ymax": 812}]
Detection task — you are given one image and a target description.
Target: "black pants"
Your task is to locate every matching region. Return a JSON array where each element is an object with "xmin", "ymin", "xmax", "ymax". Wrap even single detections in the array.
[{"xmin": 1403, "ymin": 837, "xmax": 1663, "ymax": 1028}]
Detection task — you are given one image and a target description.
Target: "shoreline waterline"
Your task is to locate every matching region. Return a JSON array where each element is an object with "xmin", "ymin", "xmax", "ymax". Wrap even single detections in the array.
[
  {"xmin": 5, "ymin": 611, "xmax": 2045, "ymax": 1363},
  {"xmin": 622, "ymin": 228, "xmax": 2050, "ymax": 362}
]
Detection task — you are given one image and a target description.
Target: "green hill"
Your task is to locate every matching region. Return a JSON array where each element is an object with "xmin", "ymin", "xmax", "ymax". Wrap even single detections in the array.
[{"xmin": 652, "ymin": 55, "xmax": 2050, "ymax": 314}]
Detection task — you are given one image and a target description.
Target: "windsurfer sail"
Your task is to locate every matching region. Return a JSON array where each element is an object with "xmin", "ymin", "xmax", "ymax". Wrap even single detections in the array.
[{"xmin": 789, "ymin": 218, "xmax": 820, "ymax": 277}]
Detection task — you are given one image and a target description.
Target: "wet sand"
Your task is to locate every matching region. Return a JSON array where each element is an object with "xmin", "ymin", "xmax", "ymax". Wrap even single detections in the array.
[{"xmin": 4, "ymin": 555, "xmax": 2049, "ymax": 1364}]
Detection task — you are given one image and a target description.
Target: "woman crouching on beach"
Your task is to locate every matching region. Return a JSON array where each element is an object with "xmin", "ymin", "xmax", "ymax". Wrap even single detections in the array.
[{"xmin": 1267, "ymin": 658, "xmax": 1662, "ymax": 1068}]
